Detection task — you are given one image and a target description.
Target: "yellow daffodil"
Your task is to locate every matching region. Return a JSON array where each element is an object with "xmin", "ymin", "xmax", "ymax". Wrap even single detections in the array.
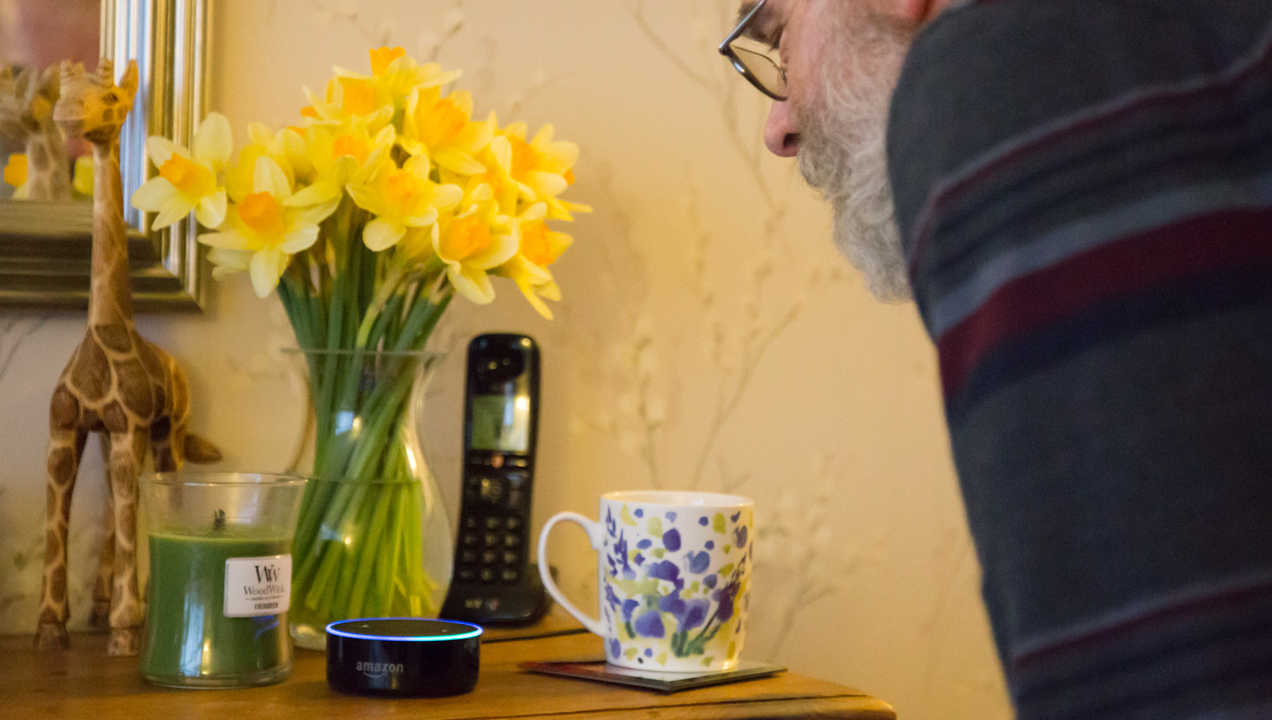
[
  {"xmin": 496, "ymin": 202, "xmax": 572, "ymax": 319},
  {"xmin": 303, "ymin": 78, "xmax": 395, "ymax": 132},
  {"xmin": 286, "ymin": 118, "xmax": 394, "ymax": 211},
  {"xmin": 347, "ymin": 155, "xmax": 462, "ymax": 251},
  {"xmin": 466, "ymin": 132, "xmax": 531, "ymax": 214},
  {"xmin": 199, "ymin": 156, "xmax": 335, "ymax": 297},
  {"xmin": 72, "ymin": 155, "xmax": 93, "ymax": 196},
  {"xmin": 156, "ymin": 52, "xmax": 587, "ymax": 325},
  {"xmin": 332, "ymin": 47, "xmax": 462, "ymax": 118},
  {"xmin": 402, "ymin": 87, "xmax": 493, "ymax": 175},
  {"xmin": 503, "ymin": 122, "xmax": 592, "ymax": 220},
  {"xmin": 131, "ymin": 112, "xmax": 232, "ymax": 230},
  {"xmin": 3, "ymin": 153, "xmax": 28, "ymax": 197},
  {"xmin": 503, "ymin": 254, "xmax": 562, "ymax": 319},
  {"xmin": 393, "ymin": 226, "xmax": 437, "ymax": 269},
  {"xmin": 206, "ymin": 246, "xmax": 249, "ymax": 280},
  {"xmin": 434, "ymin": 198, "xmax": 518, "ymax": 304},
  {"xmin": 226, "ymin": 123, "xmax": 309, "ymax": 203}
]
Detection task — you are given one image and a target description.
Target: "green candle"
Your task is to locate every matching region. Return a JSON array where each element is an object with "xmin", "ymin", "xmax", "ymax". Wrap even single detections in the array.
[{"xmin": 140, "ymin": 531, "xmax": 293, "ymax": 687}]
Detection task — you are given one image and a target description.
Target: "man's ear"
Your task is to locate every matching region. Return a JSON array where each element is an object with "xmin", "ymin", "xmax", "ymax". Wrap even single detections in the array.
[{"xmin": 896, "ymin": 0, "xmax": 935, "ymax": 23}]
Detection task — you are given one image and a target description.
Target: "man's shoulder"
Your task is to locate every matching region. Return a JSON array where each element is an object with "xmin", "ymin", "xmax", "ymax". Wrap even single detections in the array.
[
  {"xmin": 885, "ymin": 0, "xmax": 1272, "ymax": 415},
  {"xmin": 887, "ymin": 0, "xmax": 1272, "ymax": 254}
]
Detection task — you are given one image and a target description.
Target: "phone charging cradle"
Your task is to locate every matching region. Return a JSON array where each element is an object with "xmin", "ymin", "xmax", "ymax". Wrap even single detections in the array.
[{"xmin": 326, "ymin": 618, "xmax": 483, "ymax": 697}]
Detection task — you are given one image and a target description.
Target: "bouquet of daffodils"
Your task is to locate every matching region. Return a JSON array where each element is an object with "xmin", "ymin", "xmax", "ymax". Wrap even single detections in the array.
[{"xmin": 132, "ymin": 47, "xmax": 587, "ymax": 627}]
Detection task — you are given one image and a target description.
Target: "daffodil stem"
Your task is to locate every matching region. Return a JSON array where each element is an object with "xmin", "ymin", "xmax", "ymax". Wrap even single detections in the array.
[
  {"xmin": 376, "ymin": 483, "xmax": 407, "ymax": 616},
  {"xmin": 364, "ymin": 293, "xmax": 403, "ymax": 353},
  {"xmin": 355, "ymin": 266, "xmax": 406, "ymax": 349}
]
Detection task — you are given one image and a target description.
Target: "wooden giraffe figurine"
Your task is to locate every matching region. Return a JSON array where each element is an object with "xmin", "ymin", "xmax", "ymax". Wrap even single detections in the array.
[
  {"xmin": 0, "ymin": 64, "xmax": 72, "ymax": 200},
  {"xmin": 37, "ymin": 58, "xmax": 220, "ymax": 656}
]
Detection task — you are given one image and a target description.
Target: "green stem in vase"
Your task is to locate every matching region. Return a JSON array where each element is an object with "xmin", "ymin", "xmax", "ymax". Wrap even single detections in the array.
[
  {"xmin": 342, "ymin": 366, "xmax": 417, "ymax": 482},
  {"xmin": 405, "ymin": 480, "xmax": 438, "ymax": 616},
  {"xmin": 346, "ymin": 480, "xmax": 397, "ymax": 619},
  {"xmin": 308, "ymin": 483, "xmax": 369, "ymax": 617},
  {"xmin": 375, "ymin": 483, "xmax": 407, "ymax": 617},
  {"xmin": 289, "ymin": 224, "xmax": 453, "ymax": 632},
  {"xmin": 365, "ymin": 292, "xmax": 404, "ymax": 353},
  {"xmin": 330, "ymin": 484, "xmax": 376, "ymax": 619}
]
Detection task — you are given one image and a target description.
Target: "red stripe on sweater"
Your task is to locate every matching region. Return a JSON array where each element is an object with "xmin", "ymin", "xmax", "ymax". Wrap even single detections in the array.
[
  {"xmin": 1011, "ymin": 574, "xmax": 1272, "ymax": 669},
  {"xmin": 938, "ymin": 206, "xmax": 1272, "ymax": 397}
]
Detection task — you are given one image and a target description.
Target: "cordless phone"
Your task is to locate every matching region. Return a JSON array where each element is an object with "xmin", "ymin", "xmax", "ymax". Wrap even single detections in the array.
[{"xmin": 440, "ymin": 334, "xmax": 549, "ymax": 625}]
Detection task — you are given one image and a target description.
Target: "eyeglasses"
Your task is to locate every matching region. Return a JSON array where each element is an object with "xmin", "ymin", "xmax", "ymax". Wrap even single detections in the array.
[{"xmin": 718, "ymin": 0, "xmax": 788, "ymax": 101}]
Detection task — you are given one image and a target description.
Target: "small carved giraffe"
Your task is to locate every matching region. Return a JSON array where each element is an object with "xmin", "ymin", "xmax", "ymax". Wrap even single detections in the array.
[
  {"xmin": 0, "ymin": 64, "xmax": 72, "ymax": 200},
  {"xmin": 37, "ymin": 59, "xmax": 220, "ymax": 656}
]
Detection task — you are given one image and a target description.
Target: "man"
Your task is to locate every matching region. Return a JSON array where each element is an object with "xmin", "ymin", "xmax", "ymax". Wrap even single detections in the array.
[{"xmin": 721, "ymin": 1, "xmax": 1272, "ymax": 718}]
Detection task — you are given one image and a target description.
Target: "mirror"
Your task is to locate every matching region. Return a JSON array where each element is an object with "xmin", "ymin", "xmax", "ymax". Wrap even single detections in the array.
[{"xmin": 0, "ymin": 0, "xmax": 209, "ymax": 311}]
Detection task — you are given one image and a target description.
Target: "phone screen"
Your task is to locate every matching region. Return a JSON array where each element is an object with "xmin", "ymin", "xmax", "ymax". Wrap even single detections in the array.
[{"xmin": 470, "ymin": 393, "xmax": 530, "ymax": 452}]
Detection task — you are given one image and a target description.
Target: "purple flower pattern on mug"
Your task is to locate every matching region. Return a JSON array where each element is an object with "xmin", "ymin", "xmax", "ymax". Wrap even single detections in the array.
[
  {"xmin": 622, "ymin": 598, "xmax": 639, "ymax": 621},
  {"xmin": 603, "ymin": 502, "xmax": 752, "ymax": 664},
  {"xmin": 634, "ymin": 610, "xmax": 665, "ymax": 638},
  {"xmin": 609, "ymin": 531, "xmax": 635, "ymax": 581},
  {"xmin": 687, "ymin": 551, "xmax": 711, "ymax": 574}
]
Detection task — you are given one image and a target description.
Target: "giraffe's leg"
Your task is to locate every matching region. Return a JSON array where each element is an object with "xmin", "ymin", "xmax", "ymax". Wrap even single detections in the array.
[
  {"xmin": 105, "ymin": 427, "xmax": 147, "ymax": 657},
  {"xmin": 151, "ymin": 415, "xmax": 180, "ymax": 472},
  {"xmin": 89, "ymin": 433, "xmax": 115, "ymax": 631},
  {"xmin": 36, "ymin": 425, "xmax": 88, "ymax": 651}
]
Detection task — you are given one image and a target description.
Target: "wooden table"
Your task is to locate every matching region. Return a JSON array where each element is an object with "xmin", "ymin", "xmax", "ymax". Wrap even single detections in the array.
[{"xmin": 0, "ymin": 613, "xmax": 895, "ymax": 719}]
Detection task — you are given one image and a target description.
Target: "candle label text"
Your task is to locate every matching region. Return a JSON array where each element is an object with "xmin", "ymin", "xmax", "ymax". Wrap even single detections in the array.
[{"xmin": 224, "ymin": 554, "xmax": 292, "ymax": 617}]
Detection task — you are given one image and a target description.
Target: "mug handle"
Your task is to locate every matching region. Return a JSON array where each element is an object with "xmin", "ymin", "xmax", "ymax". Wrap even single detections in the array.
[{"xmin": 537, "ymin": 511, "xmax": 606, "ymax": 637}]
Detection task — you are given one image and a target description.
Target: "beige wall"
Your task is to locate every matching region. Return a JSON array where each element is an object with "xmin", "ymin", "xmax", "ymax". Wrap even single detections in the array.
[{"xmin": 0, "ymin": 1, "xmax": 1011, "ymax": 717}]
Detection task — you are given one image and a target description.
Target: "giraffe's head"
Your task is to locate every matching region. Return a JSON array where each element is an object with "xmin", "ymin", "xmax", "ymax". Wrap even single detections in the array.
[
  {"xmin": 53, "ymin": 59, "xmax": 138, "ymax": 146},
  {"xmin": 0, "ymin": 64, "xmax": 61, "ymax": 144}
]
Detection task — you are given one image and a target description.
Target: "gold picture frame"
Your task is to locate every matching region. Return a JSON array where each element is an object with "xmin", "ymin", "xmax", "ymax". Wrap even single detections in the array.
[{"xmin": 0, "ymin": 0, "xmax": 211, "ymax": 312}]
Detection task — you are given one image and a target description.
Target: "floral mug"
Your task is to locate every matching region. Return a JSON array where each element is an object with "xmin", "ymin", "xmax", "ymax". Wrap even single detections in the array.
[{"xmin": 537, "ymin": 491, "xmax": 753, "ymax": 672}]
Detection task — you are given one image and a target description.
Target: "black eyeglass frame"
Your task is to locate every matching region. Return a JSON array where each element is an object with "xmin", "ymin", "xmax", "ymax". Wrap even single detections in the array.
[{"xmin": 718, "ymin": 0, "xmax": 789, "ymax": 101}]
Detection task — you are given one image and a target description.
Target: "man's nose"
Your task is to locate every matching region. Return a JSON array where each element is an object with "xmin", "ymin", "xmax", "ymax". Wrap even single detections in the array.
[{"xmin": 764, "ymin": 100, "xmax": 800, "ymax": 157}]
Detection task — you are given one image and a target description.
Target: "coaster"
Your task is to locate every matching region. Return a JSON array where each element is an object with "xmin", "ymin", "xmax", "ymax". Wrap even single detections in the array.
[{"xmin": 520, "ymin": 657, "xmax": 785, "ymax": 693}]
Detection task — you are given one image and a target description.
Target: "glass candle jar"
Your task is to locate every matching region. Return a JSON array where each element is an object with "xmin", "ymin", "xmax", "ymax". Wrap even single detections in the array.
[{"xmin": 139, "ymin": 472, "xmax": 307, "ymax": 688}]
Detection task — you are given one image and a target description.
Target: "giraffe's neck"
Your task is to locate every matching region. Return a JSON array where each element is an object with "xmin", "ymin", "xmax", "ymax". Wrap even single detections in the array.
[
  {"xmin": 24, "ymin": 122, "xmax": 71, "ymax": 201},
  {"xmin": 88, "ymin": 141, "xmax": 134, "ymax": 327}
]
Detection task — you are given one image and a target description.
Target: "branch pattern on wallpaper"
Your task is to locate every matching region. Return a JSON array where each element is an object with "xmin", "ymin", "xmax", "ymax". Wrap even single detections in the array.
[{"xmin": 0, "ymin": 317, "xmax": 48, "ymax": 387}]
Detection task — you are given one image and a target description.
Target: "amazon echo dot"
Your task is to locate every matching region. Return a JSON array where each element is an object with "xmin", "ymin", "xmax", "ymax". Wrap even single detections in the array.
[{"xmin": 326, "ymin": 618, "xmax": 483, "ymax": 697}]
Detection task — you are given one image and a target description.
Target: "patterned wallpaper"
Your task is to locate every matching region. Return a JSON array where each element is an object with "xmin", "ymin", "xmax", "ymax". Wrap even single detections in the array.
[{"xmin": 0, "ymin": 1, "xmax": 1011, "ymax": 718}]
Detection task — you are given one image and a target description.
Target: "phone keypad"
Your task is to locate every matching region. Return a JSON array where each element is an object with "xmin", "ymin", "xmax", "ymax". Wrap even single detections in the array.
[{"xmin": 457, "ymin": 469, "xmax": 531, "ymax": 585}]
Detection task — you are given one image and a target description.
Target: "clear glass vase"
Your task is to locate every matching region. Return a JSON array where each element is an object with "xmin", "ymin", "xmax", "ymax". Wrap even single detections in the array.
[{"xmin": 287, "ymin": 350, "xmax": 453, "ymax": 650}]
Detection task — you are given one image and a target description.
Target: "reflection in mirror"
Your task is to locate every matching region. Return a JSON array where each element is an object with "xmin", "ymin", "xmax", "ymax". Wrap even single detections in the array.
[
  {"xmin": 0, "ymin": 0, "xmax": 99, "ymax": 202},
  {"xmin": 0, "ymin": 0, "xmax": 208, "ymax": 312}
]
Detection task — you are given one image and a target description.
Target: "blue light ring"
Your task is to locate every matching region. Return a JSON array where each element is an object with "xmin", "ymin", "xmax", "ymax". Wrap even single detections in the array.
[{"xmin": 325, "ymin": 617, "xmax": 484, "ymax": 642}]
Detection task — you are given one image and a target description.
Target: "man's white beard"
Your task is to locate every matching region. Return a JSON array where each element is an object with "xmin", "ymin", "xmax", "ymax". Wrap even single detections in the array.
[{"xmin": 796, "ymin": 12, "xmax": 912, "ymax": 302}]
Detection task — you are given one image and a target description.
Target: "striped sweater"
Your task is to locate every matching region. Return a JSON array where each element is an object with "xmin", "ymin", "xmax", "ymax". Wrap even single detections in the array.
[{"xmin": 887, "ymin": 1, "xmax": 1272, "ymax": 717}]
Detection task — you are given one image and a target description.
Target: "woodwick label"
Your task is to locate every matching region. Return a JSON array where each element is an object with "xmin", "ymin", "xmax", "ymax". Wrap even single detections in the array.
[{"xmin": 223, "ymin": 554, "xmax": 291, "ymax": 617}]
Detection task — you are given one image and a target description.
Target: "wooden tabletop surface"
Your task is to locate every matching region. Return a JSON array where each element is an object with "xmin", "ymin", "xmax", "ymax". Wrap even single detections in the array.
[{"xmin": 0, "ymin": 612, "xmax": 895, "ymax": 719}]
